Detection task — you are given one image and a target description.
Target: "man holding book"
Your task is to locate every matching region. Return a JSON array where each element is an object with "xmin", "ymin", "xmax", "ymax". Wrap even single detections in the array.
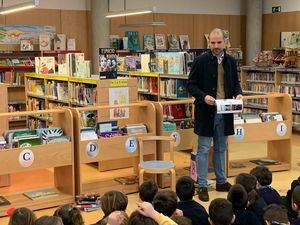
[{"xmin": 187, "ymin": 28, "xmax": 243, "ymax": 202}]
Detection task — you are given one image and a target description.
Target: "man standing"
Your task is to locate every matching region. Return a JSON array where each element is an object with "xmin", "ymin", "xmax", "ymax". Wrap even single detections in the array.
[{"xmin": 187, "ymin": 28, "xmax": 243, "ymax": 202}]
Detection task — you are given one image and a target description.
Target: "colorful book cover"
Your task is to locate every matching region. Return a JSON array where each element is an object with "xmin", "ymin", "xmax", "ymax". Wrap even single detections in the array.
[
  {"xmin": 99, "ymin": 48, "xmax": 118, "ymax": 79},
  {"xmin": 109, "ymin": 35, "xmax": 121, "ymax": 49},
  {"xmin": 18, "ymin": 136, "xmax": 42, "ymax": 148},
  {"xmin": 125, "ymin": 31, "xmax": 140, "ymax": 51},
  {"xmin": 117, "ymin": 57, "xmax": 125, "ymax": 72},
  {"xmin": 20, "ymin": 39, "xmax": 34, "ymax": 51},
  {"xmin": 124, "ymin": 56, "xmax": 136, "ymax": 71},
  {"xmin": 179, "ymin": 35, "xmax": 191, "ymax": 50},
  {"xmin": 54, "ymin": 34, "xmax": 66, "ymax": 51},
  {"xmin": 176, "ymin": 79, "xmax": 188, "ymax": 98},
  {"xmin": 38, "ymin": 57, "xmax": 55, "ymax": 74},
  {"xmin": 167, "ymin": 34, "xmax": 180, "ymax": 50},
  {"xmin": 23, "ymin": 188, "xmax": 58, "ymax": 200},
  {"xmin": 141, "ymin": 54, "xmax": 150, "ymax": 72},
  {"xmin": 155, "ymin": 52, "xmax": 183, "ymax": 74},
  {"xmin": 36, "ymin": 127, "xmax": 63, "ymax": 144},
  {"xmin": 67, "ymin": 38, "xmax": 76, "ymax": 50},
  {"xmin": 135, "ymin": 56, "xmax": 141, "ymax": 70},
  {"xmin": 143, "ymin": 34, "xmax": 155, "ymax": 50},
  {"xmin": 39, "ymin": 34, "xmax": 51, "ymax": 51},
  {"xmin": 155, "ymin": 34, "xmax": 167, "ymax": 50}
]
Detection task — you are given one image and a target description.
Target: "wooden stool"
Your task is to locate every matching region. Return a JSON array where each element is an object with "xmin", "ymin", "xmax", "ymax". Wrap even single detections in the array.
[{"xmin": 138, "ymin": 136, "xmax": 176, "ymax": 191}]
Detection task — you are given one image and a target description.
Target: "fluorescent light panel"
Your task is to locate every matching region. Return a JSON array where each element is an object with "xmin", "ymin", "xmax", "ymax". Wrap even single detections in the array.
[
  {"xmin": 106, "ymin": 7, "xmax": 153, "ymax": 18},
  {"xmin": 0, "ymin": 0, "xmax": 39, "ymax": 15},
  {"xmin": 120, "ymin": 22, "xmax": 166, "ymax": 28}
]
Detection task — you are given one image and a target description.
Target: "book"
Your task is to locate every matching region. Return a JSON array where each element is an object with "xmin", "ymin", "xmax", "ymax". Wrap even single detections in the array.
[
  {"xmin": 20, "ymin": 39, "xmax": 34, "ymax": 51},
  {"xmin": 155, "ymin": 34, "xmax": 167, "ymax": 50},
  {"xmin": 23, "ymin": 188, "xmax": 58, "ymax": 200},
  {"xmin": 125, "ymin": 31, "xmax": 140, "ymax": 51},
  {"xmin": 260, "ymin": 112, "xmax": 283, "ymax": 122},
  {"xmin": 46, "ymin": 135, "xmax": 70, "ymax": 144},
  {"xmin": 109, "ymin": 35, "xmax": 121, "ymax": 49},
  {"xmin": 250, "ymin": 159, "xmax": 281, "ymax": 166},
  {"xmin": 36, "ymin": 57, "xmax": 55, "ymax": 74},
  {"xmin": 36, "ymin": 127, "xmax": 63, "ymax": 144},
  {"xmin": 114, "ymin": 175, "xmax": 138, "ymax": 185},
  {"xmin": 167, "ymin": 34, "xmax": 180, "ymax": 50},
  {"xmin": 215, "ymin": 99, "xmax": 243, "ymax": 114},
  {"xmin": 99, "ymin": 48, "xmax": 118, "ymax": 79},
  {"xmin": 0, "ymin": 196, "xmax": 10, "ymax": 206},
  {"xmin": 18, "ymin": 136, "xmax": 42, "ymax": 147},
  {"xmin": 54, "ymin": 34, "xmax": 66, "ymax": 51},
  {"xmin": 179, "ymin": 35, "xmax": 190, "ymax": 50},
  {"xmin": 39, "ymin": 34, "xmax": 51, "ymax": 51},
  {"xmin": 67, "ymin": 38, "xmax": 76, "ymax": 50},
  {"xmin": 143, "ymin": 34, "xmax": 155, "ymax": 50}
]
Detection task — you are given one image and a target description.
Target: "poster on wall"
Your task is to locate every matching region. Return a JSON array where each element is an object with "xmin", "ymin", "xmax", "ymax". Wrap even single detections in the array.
[
  {"xmin": 0, "ymin": 25, "xmax": 56, "ymax": 44},
  {"xmin": 109, "ymin": 87, "xmax": 129, "ymax": 120}
]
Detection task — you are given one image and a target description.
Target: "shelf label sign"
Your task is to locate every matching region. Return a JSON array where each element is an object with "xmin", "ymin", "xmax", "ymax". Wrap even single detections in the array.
[
  {"xmin": 234, "ymin": 126, "xmax": 245, "ymax": 141},
  {"xmin": 276, "ymin": 122, "xmax": 287, "ymax": 136},
  {"xmin": 171, "ymin": 132, "xmax": 181, "ymax": 147},
  {"xmin": 86, "ymin": 141, "xmax": 99, "ymax": 158},
  {"xmin": 19, "ymin": 149, "xmax": 34, "ymax": 167},
  {"xmin": 125, "ymin": 137, "xmax": 138, "ymax": 153},
  {"xmin": 110, "ymin": 79, "xmax": 128, "ymax": 87}
]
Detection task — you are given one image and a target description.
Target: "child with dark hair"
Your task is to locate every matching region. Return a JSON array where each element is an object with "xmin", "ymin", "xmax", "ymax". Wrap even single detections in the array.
[
  {"xmin": 94, "ymin": 190, "xmax": 128, "ymax": 225},
  {"xmin": 171, "ymin": 215, "xmax": 192, "ymax": 225},
  {"xmin": 139, "ymin": 180, "xmax": 158, "ymax": 203},
  {"xmin": 176, "ymin": 176, "xmax": 208, "ymax": 225},
  {"xmin": 250, "ymin": 166, "xmax": 283, "ymax": 205},
  {"xmin": 8, "ymin": 207, "xmax": 36, "ymax": 225},
  {"xmin": 152, "ymin": 190, "xmax": 179, "ymax": 217},
  {"xmin": 263, "ymin": 204, "xmax": 289, "ymax": 225},
  {"xmin": 235, "ymin": 173, "xmax": 267, "ymax": 223},
  {"xmin": 283, "ymin": 177, "xmax": 300, "ymax": 222},
  {"xmin": 35, "ymin": 216, "xmax": 63, "ymax": 225},
  {"xmin": 227, "ymin": 184, "xmax": 261, "ymax": 225},
  {"xmin": 53, "ymin": 204, "xmax": 84, "ymax": 225},
  {"xmin": 292, "ymin": 186, "xmax": 300, "ymax": 225},
  {"xmin": 208, "ymin": 198, "xmax": 235, "ymax": 225},
  {"xmin": 99, "ymin": 211, "xmax": 128, "ymax": 225}
]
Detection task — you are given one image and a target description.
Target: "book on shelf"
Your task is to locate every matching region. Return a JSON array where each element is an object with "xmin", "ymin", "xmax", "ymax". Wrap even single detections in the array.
[
  {"xmin": 241, "ymin": 112, "xmax": 262, "ymax": 123},
  {"xmin": 143, "ymin": 34, "xmax": 155, "ymax": 51},
  {"xmin": 54, "ymin": 34, "xmax": 66, "ymax": 51},
  {"xmin": 124, "ymin": 56, "xmax": 136, "ymax": 71},
  {"xmin": 35, "ymin": 57, "xmax": 55, "ymax": 74},
  {"xmin": 99, "ymin": 48, "xmax": 118, "ymax": 79},
  {"xmin": 67, "ymin": 38, "xmax": 76, "ymax": 51},
  {"xmin": 155, "ymin": 52, "xmax": 185, "ymax": 74},
  {"xmin": 17, "ymin": 136, "xmax": 42, "ymax": 148},
  {"xmin": 141, "ymin": 54, "xmax": 150, "ymax": 72},
  {"xmin": 179, "ymin": 35, "xmax": 190, "ymax": 50},
  {"xmin": 125, "ymin": 31, "xmax": 140, "ymax": 51},
  {"xmin": 109, "ymin": 35, "xmax": 121, "ymax": 49},
  {"xmin": 20, "ymin": 39, "xmax": 34, "ymax": 51},
  {"xmin": 250, "ymin": 159, "xmax": 281, "ymax": 166},
  {"xmin": 23, "ymin": 188, "xmax": 59, "ymax": 200},
  {"xmin": 36, "ymin": 127, "xmax": 63, "ymax": 144},
  {"xmin": 80, "ymin": 128, "xmax": 98, "ymax": 141},
  {"xmin": 167, "ymin": 34, "xmax": 180, "ymax": 50},
  {"xmin": 260, "ymin": 112, "xmax": 283, "ymax": 122},
  {"xmin": 39, "ymin": 34, "xmax": 51, "ymax": 51},
  {"xmin": 155, "ymin": 34, "xmax": 167, "ymax": 50}
]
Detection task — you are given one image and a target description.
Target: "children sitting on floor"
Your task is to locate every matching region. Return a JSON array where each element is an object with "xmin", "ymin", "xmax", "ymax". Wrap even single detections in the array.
[
  {"xmin": 292, "ymin": 186, "xmax": 300, "ymax": 225},
  {"xmin": 208, "ymin": 198, "xmax": 235, "ymax": 225},
  {"xmin": 139, "ymin": 180, "xmax": 158, "ymax": 203},
  {"xmin": 263, "ymin": 204, "xmax": 289, "ymax": 225},
  {"xmin": 8, "ymin": 207, "xmax": 36, "ymax": 225}
]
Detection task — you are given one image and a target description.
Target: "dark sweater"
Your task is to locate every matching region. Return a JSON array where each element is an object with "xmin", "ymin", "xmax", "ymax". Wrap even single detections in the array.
[
  {"xmin": 293, "ymin": 217, "xmax": 300, "ymax": 225},
  {"xmin": 178, "ymin": 200, "xmax": 209, "ymax": 225},
  {"xmin": 233, "ymin": 209, "xmax": 261, "ymax": 225},
  {"xmin": 248, "ymin": 196, "xmax": 267, "ymax": 224},
  {"xmin": 257, "ymin": 186, "xmax": 283, "ymax": 205}
]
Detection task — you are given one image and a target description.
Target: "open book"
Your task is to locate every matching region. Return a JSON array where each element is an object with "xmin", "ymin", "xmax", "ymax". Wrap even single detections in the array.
[{"xmin": 215, "ymin": 99, "xmax": 243, "ymax": 114}]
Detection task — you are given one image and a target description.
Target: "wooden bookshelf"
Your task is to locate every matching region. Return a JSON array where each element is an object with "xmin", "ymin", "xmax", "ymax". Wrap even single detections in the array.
[
  {"xmin": 0, "ymin": 108, "xmax": 74, "ymax": 217},
  {"xmin": 228, "ymin": 93, "xmax": 292, "ymax": 176},
  {"xmin": 71, "ymin": 102, "xmax": 156, "ymax": 195}
]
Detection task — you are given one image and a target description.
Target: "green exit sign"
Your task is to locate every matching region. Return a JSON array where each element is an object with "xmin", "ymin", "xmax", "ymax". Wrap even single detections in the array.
[{"xmin": 272, "ymin": 6, "xmax": 281, "ymax": 13}]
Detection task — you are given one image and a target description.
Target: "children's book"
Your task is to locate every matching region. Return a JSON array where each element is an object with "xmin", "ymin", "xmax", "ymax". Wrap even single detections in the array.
[
  {"xmin": 143, "ymin": 34, "xmax": 155, "ymax": 50},
  {"xmin": 155, "ymin": 34, "xmax": 167, "ymax": 50},
  {"xmin": 39, "ymin": 34, "xmax": 51, "ymax": 51},
  {"xmin": 179, "ymin": 35, "xmax": 191, "ymax": 50},
  {"xmin": 67, "ymin": 38, "xmax": 76, "ymax": 50},
  {"xmin": 23, "ymin": 188, "xmax": 58, "ymax": 200},
  {"xmin": 54, "ymin": 34, "xmax": 66, "ymax": 51},
  {"xmin": 20, "ymin": 39, "xmax": 34, "ymax": 51},
  {"xmin": 167, "ymin": 34, "xmax": 180, "ymax": 50},
  {"xmin": 125, "ymin": 31, "xmax": 140, "ymax": 51}
]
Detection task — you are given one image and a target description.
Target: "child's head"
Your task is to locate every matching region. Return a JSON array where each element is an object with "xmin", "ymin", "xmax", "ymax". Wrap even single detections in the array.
[
  {"xmin": 235, "ymin": 173, "xmax": 258, "ymax": 205},
  {"xmin": 227, "ymin": 184, "xmax": 248, "ymax": 210},
  {"xmin": 292, "ymin": 185, "xmax": 300, "ymax": 213},
  {"xmin": 101, "ymin": 190, "xmax": 128, "ymax": 217},
  {"xmin": 35, "ymin": 216, "xmax": 63, "ymax": 225},
  {"xmin": 208, "ymin": 198, "xmax": 235, "ymax": 225},
  {"xmin": 100, "ymin": 211, "xmax": 128, "ymax": 225},
  {"xmin": 53, "ymin": 204, "xmax": 84, "ymax": 225},
  {"xmin": 139, "ymin": 180, "xmax": 158, "ymax": 203},
  {"xmin": 263, "ymin": 204, "xmax": 289, "ymax": 225},
  {"xmin": 8, "ymin": 207, "xmax": 36, "ymax": 225},
  {"xmin": 152, "ymin": 190, "xmax": 178, "ymax": 217},
  {"xmin": 250, "ymin": 166, "xmax": 272, "ymax": 186},
  {"xmin": 171, "ymin": 215, "xmax": 192, "ymax": 225},
  {"xmin": 128, "ymin": 210, "xmax": 157, "ymax": 225},
  {"xmin": 176, "ymin": 176, "xmax": 195, "ymax": 201}
]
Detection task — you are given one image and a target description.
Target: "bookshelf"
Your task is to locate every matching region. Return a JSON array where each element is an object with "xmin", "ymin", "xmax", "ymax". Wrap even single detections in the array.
[
  {"xmin": 154, "ymin": 99, "xmax": 196, "ymax": 187},
  {"xmin": 228, "ymin": 93, "xmax": 292, "ymax": 176},
  {"xmin": 71, "ymin": 102, "xmax": 156, "ymax": 195},
  {"xmin": 0, "ymin": 108, "xmax": 74, "ymax": 217}
]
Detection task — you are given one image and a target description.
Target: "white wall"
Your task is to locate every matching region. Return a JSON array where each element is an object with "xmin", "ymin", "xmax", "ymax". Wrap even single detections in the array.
[
  {"xmin": 109, "ymin": 0, "xmax": 245, "ymax": 15},
  {"xmin": 263, "ymin": 0, "xmax": 300, "ymax": 14},
  {"xmin": 3, "ymin": 0, "xmax": 91, "ymax": 10}
]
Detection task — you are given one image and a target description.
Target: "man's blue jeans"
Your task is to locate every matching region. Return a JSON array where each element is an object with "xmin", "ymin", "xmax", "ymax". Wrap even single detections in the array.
[{"xmin": 196, "ymin": 113, "xmax": 228, "ymax": 187}]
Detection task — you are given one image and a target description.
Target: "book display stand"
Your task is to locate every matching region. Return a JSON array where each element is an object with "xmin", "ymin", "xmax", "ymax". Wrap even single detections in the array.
[
  {"xmin": 72, "ymin": 101, "xmax": 156, "ymax": 195},
  {"xmin": 0, "ymin": 108, "xmax": 74, "ymax": 217}
]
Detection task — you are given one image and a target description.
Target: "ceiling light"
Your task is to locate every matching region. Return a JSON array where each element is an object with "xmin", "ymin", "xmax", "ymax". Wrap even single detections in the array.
[
  {"xmin": 119, "ymin": 22, "xmax": 166, "ymax": 28},
  {"xmin": 106, "ymin": 6, "xmax": 155, "ymax": 18},
  {"xmin": 0, "ymin": 0, "xmax": 39, "ymax": 15}
]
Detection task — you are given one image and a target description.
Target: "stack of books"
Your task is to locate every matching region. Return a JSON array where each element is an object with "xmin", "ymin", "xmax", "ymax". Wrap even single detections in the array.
[{"xmin": 76, "ymin": 193, "xmax": 100, "ymax": 212}]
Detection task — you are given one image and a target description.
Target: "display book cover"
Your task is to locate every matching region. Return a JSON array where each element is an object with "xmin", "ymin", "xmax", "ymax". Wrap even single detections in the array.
[
  {"xmin": 23, "ymin": 188, "xmax": 58, "ymax": 200},
  {"xmin": 125, "ymin": 31, "xmax": 140, "ymax": 51},
  {"xmin": 99, "ymin": 48, "xmax": 118, "ymax": 79},
  {"xmin": 143, "ymin": 34, "xmax": 155, "ymax": 51}
]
